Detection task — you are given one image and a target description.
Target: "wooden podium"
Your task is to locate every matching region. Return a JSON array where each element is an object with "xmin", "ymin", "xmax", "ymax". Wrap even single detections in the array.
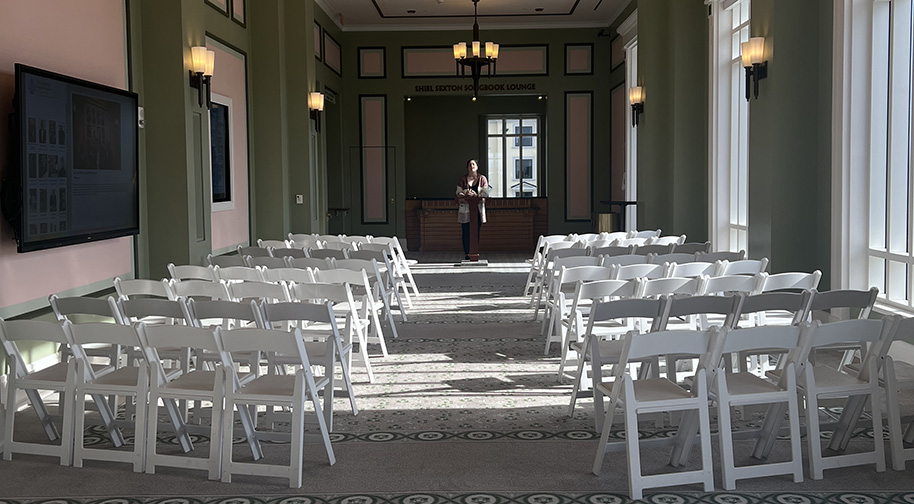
[{"xmin": 458, "ymin": 195, "xmax": 483, "ymax": 262}]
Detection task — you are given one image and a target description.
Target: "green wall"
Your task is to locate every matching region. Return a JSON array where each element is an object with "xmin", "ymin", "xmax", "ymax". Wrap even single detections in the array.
[
  {"xmin": 340, "ymin": 27, "xmax": 615, "ymax": 239},
  {"xmin": 636, "ymin": 0, "xmax": 709, "ymax": 242},
  {"xmin": 749, "ymin": 0, "xmax": 832, "ymax": 284}
]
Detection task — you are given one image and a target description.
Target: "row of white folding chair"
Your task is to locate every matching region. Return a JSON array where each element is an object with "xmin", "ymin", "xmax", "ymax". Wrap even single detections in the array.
[
  {"xmin": 0, "ymin": 316, "xmax": 335, "ymax": 487},
  {"xmin": 590, "ymin": 317, "xmax": 899, "ymax": 499},
  {"xmin": 347, "ymin": 246, "xmax": 413, "ymax": 315}
]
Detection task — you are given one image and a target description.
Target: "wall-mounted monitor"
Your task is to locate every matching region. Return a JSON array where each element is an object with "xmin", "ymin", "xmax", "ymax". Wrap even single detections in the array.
[{"xmin": 6, "ymin": 63, "xmax": 139, "ymax": 252}]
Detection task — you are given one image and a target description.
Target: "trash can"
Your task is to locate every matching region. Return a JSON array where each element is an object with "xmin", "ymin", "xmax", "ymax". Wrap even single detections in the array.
[{"xmin": 593, "ymin": 212, "xmax": 620, "ymax": 233}]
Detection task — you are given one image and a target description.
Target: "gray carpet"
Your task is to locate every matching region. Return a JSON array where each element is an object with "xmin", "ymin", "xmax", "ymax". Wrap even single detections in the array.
[{"xmin": 1, "ymin": 254, "xmax": 912, "ymax": 501}]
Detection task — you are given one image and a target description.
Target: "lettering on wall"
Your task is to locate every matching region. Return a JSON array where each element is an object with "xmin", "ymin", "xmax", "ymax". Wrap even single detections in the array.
[{"xmin": 413, "ymin": 82, "xmax": 537, "ymax": 93}]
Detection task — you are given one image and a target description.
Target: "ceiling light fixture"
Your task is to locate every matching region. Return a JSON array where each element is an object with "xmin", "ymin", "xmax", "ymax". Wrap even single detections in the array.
[{"xmin": 453, "ymin": 0, "xmax": 498, "ymax": 99}]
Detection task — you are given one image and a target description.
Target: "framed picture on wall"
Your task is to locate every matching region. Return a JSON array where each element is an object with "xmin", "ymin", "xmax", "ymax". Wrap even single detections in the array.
[
  {"xmin": 232, "ymin": 0, "xmax": 245, "ymax": 27},
  {"xmin": 205, "ymin": 0, "xmax": 229, "ymax": 16},
  {"xmin": 324, "ymin": 32, "xmax": 342, "ymax": 76},
  {"xmin": 611, "ymin": 36, "xmax": 625, "ymax": 70},
  {"xmin": 209, "ymin": 93, "xmax": 234, "ymax": 211},
  {"xmin": 314, "ymin": 22, "xmax": 323, "ymax": 61}
]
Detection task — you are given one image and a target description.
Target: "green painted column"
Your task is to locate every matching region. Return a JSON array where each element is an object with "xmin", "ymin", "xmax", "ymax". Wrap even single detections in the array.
[
  {"xmin": 139, "ymin": 0, "xmax": 211, "ymax": 277},
  {"xmin": 748, "ymin": 0, "xmax": 831, "ymax": 284}
]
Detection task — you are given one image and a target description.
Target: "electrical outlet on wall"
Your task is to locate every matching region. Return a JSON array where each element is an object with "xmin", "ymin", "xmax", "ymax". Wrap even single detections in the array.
[{"xmin": 295, "ymin": 194, "xmax": 304, "ymax": 204}]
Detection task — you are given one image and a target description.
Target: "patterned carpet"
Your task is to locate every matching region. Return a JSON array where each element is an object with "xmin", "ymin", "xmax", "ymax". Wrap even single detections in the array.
[{"xmin": 2, "ymin": 256, "xmax": 912, "ymax": 502}]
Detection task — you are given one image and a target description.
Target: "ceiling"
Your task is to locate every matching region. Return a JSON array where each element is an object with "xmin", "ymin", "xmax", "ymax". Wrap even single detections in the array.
[{"xmin": 316, "ymin": 0, "xmax": 631, "ymax": 31}]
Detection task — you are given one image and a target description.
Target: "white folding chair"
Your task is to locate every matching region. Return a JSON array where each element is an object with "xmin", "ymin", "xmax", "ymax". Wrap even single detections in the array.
[
  {"xmin": 649, "ymin": 252, "xmax": 697, "ymax": 265},
  {"xmin": 1, "ymin": 318, "xmax": 76, "ymax": 466},
  {"xmin": 529, "ymin": 246, "xmax": 589, "ymax": 308},
  {"xmin": 289, "ymin": 233, "xmax": 325, "ymax": 250},
  {"xmin": 679, "ymin": 324, "xmax": 810, "ymax": 489},
  {"xmin": 262, "ymin": 297, "xmax": 360, "ymax": 419},
  {"xmin": 207, "ymin": 254, "xmax": 248, "ymax": 267},
  {"xmin": 317, "ymin": 267, "xmax": 392, "ymax": 356},
  {"xmin": 169, "ymin": 279, "xmax": 233, "ymax": 301},
  {"xmin": 716, "ymin": 257, "xmax": 769, "ymax": 276},
  {"xmin": 665, "ymin": 261, "xmax": 719, "ymax": 279},
  {"xmin": 335, "ymin": 257, "xmax": 405, "ymax": 329},
  {"xmin": 287, "ymin": 256, "xmax": 334, "ymax": 270},
  {"xmin": 591, "ymin": 327, "xmax": 718, "ymax": 500},
  {"xmin": 238, "ymin": 245, "xmax": 272, "ymax": 258},
  {"xmin": 697, "ymin": 250, "xmax": 748, "ymax": 263},
  {"xmin": 634, "ymin": 243, "xmax": 675, "ymax": 256},
  {"xmin": 768, "ymin": 318, "xmax": 890, "ymax": 479},
  {"xmin": 612, "ymin": 262, "xmax": 665, "ymax": 281},
  {"xmin": 219, "ymin": 326, "xmax": 335, "ymax": 488},
  {"xmin": 289, "ymin": 280, "xmax": 374, "ymax": 384},
  {"xmin": 347, "ymin": 248, "xmax": 413, "ymax": 313},
  {"xmin": 673, "ymin": 241, "xmax": 712, "ymax": 254},
  {"xmin": 270, "ymin": 247, "xmax": 307, "ymax": 259},
  {"xmin": 245, "ymin": 256, "xmax": 288, "ymax": 269},
  {"xmin": 114, "ymin": 277, "xmax": 175, "ymax": 300},
  {"xmin": 261, "ymin": 266, "xmax": 317, "ymax": 284},
  {"xmin": 138, "ymin": 323, "xmax": 256, "ymax": 480},
  {"xmin": 167, "ymin": 263, "xmax": 216, "ymax": 281},
  {"xmin": 257, "ymin": 238, "xmax": 289, "ymax": 249},
  {"xmin": 308, "ymin": 248, "xmax": 347, "ymax": 260},
  {"xmin": 213, "ymin": 265, "xmax": 265, "ymax": 284},
  {"xmin": 536, "ymin": 255, "xmax": 604, "ymax": 322},
  {"xmin": 541, "ymin": 264, "xmax": 613, "ymax": 355},
  {"xmin": 368, "ymin": 236, "xmax": 420, "ymax": 296},
  {"xmin": 64, "ymin": 321, "xmax": 148, "ymax": 472},
  {"xmin": 227, "ymin": 280, "xmax": 292, "ymax": 304}
]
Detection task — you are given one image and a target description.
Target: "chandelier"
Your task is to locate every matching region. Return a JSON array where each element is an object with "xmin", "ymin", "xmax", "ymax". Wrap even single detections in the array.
[{"xmin": 453, "ymin": 0, "xmax": 499, "ymax": 99}]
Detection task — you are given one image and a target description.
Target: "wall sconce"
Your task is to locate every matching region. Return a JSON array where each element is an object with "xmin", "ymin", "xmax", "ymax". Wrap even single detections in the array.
[
  {"xmin": 629, "ymin": 86, "xmax": 644, "ymax": 127},
  {"xmin": 309, "ymin": 92, "xmax": 325, "ymax": 132},
  {"xmin": 189, "ymin": 46, "xmax": 215, "ymax": 108},
  {"xmin": 741, "ymin": 37, "xmax": 767, "ymax": 100}
]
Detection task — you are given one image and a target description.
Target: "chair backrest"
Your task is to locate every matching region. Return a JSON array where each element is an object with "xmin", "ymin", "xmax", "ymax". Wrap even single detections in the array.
[
  {"xmin": 638, "ymin": 276, "xmax": 706, "ymax": 298},
  {"xmin": 807, "ymin": 287, "xmax": 878, "ymax": 322},
  {"xmin": 716, "ymin": 258, "xmax": 769, "ymax": 276},
  {"xmin": 619, "ymin": 237, "xmax": 649, "ymax": 247},
  {"xmin": 185, "ymin": 298, "xmax": 264, "ymax": 329},
  {"xmin": 703, "ymin": 273, "xmax": 763, "ymax": 296},
  {"xmin": 553, "ymin": 255, "xmax": 603, "ymax": 271},
  {"xmin": 737, "ymin": 290, "xmax": 813, "ymax": 327},
  {"xmin": 673, "ymin": 241, "xmax": 712, "ymax": 254},
  {"xmin": 324, "ymin": 241, "xmax": 357, "ymax": 252},
  {"xmin": 227, "ymin": 280, "xmax": 292, "ymax": 303},
  {"xmin": 334, "ymin": 258, "xmax": 381, "ymax": 278},
  {"xmin": 646, "ymin": 234, "xmax": 686, "ymax": 246},
  {"xmin": 49, "ymin": 294, "xmax": 119, "ymax": 324},
  {"xmin": 315, "ymin": 268, "xmax": 373, "ymax": 297},
  {"xmin": 237, "ymin": 245, "xmax": 271, "ymax": 258},
  {"xmin": 315, "ymin": 234, "xmax": 344, "ymax": 243},
  {"xmin": 0, "ymin": 318, "xmax": 70, "ymax": 378},
  {"xmin": 553, "ymin": 265, "xmax": 615, "ymax": 296},
  {"xmin": 613, "ymin": 263, "xmax": 665, "ymax": 281},
  {"xmin": 206, "ymin": 253, "xmax": 248, "ymax": 267},
  {"xmin": 619, "ymin": 327, "xmax": 718, "ymax": 368},
  {"xmin": 599, "ymin": 254, "xmax": 648, "ymax": 266},
  {"xmin": 213, "ymin": 265, "xmax": 264, "ymax": 283},
  {"xmin": 257, "ymin": 238, "xmax": 289, "ymax": 249},
  {"xmin": 665, "ymin": 261, "xmax": 718, "ymax": 279},
  {"xmin": 659, "ymin": 294, "xmax": 743, "ymax": 330},
  {"xmin": 584, "ymin": 239, "xmax": 617, "ymax": 251},
  {"xmin": 719, "ymin": 324, "xmax": 806, "ymax": 355},
  {"xmin": 347, "ymin": 248, "xmax": 390, "ymax": 264},
  {"xmin": 288, "ymin": 281, "xmax": 354, "ymax": 305},
  {"xmin": 116, "ymin": 297, "xmax": 188, "ymax": 325},
  {"xmin": 169, "ymin": 279, "xmax": 233, "ymax": 301},
  {"xmin": 270, "ymin": 247, "xmax": 307, "ymax": 259},
  {"xmin": 696, "ymin": 250, "xmax": 748, "ymax": 262},
  {"xmin": 167, "ymin": 263, "xmax": 216, "ymax": 281},
  {"xmin": 632, "ymin": 243, "xmax": 675, "ymax": 255},
  {"xmin": 629, "ymin": 229, "xmax": 662, "ymax": 239},
  {"xmin": 64, "ymin": 321, "xmax": 143, "ymax": 381},
  {"xmin": 287, "ymin": 256, "xmax": 334, "ymax": 270},
  {"xmin": 114, "ymin": 277, "xmax": 175, "ymax": 300},
  {"xmin": 757, "ymin": 270, "xmax": 822, "ymax": 293},
  {"xmin": 576, "ymin": 278, "xmax": 642, "ymax": 303},
  {"xmin": 260, "ymin": 266, "xmax": 316, "ymax": 284},
  {"xmin": 245, "ymin": 256, "xmax": 288, "ymax": 269},
  {"xmin": 260, "ymin": 300, "xmax": 339, "ymax": 334},
  {"xmin": 545, "ymin": 246, "xmax": 589, "ymax": 262},
  {"xmin": 357, "ymin": 242, "xmax": 395, "ymax": 255},
  {"xmin": 219, "ymin": 326, "xmax": 313, "ymax": 371},
  {"xmin": 806, "ymin": 318, "xmax": 888, "ymax": 353},
  {"xmin": 136, "ymin": 323, "xmax": 223, "ymax": 385},
  {"xmin": 289, "ymin": 233, "xmax": 325, "ymax": 250},
  {"xmin": 649, "ymin": 252, "xmax": 696, "ymax": 265},
  {"xmin": 309, "ymin": 248, "xmax": 347, "ymax": 260}
]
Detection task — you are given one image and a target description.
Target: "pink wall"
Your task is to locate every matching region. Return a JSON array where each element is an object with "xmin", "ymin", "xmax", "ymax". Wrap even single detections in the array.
[
  {"xmin": 362, "ymin": 98, "xmax": 386, "ymax": 222},
  {"xmin": 567, "ymin": 94, "xmax": 591, "ymax": 220},
  {"xmin": 0, "ymin": 0, "xmax": 131, "ymax": 310},
  {"xmin": 208, "ymin": 41, "xmax": 249, "ymax": 251}
]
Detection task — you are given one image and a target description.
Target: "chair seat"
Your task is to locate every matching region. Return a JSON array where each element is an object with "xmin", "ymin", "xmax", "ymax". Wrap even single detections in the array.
[
  {"xmin": 89, "ymin": 366, "xmax": 143, "ymax": 388},
  {"xmin": 23, "ymin": 361, "xmax": 74, "ymax": 383},
  {"xmin": 631, "ymin": 378, "xmax": 694, "ymax": 403},
  {"xmin": 723, "ymin": 372, "xmax": 782, "ymax": 396},
  {"xmin": 236, "ymin": 374, "xmax": 330, "ymax": 402},
  {"xmin": 892, "ymin": 360, "xmax": 914, "ymax": 386},
  {"xmin": 808, "ymin": 365, "xmax": 871, "ymax": 392}
]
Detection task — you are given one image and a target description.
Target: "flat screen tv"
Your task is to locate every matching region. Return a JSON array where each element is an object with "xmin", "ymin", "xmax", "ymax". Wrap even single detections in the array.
[{"xmin": 4, "ymin": 63, "xmax": 139, "ymax": 252}]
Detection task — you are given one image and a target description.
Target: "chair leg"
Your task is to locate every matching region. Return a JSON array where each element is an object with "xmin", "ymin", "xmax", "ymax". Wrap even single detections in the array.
[
  {"xmin": 696, "ymin": 399, "xmax": 715, "ymax": 492},
  {"xmin": 805, "ymin": 390, "xmax": 825, "ymax": 480},
  {"xmin": 624, "ymin": 402, "xmax": 644, "ymax": 500},
  {"xmin": 289, "ymin": 395, "xmax": 305, "ymax": 489},
  {"xmin": 591, "ymin": 394, "xmax": 617, "ymax": 474},
  {"xmin": 568, "ymin": 339, "xmax": 590, "ymax": 417},
  {"xmin": 717, "ymin": 399, "xmax": 737, "ymax": 490},
  {"xmin": 885, "ymin": 366, "xmax": 907, "ymax": 471}
]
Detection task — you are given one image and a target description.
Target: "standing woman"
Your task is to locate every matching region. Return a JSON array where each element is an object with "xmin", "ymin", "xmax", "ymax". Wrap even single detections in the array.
[{"xmin": 456, "ymin": 159, "xmax": 489, "ymax": 260}]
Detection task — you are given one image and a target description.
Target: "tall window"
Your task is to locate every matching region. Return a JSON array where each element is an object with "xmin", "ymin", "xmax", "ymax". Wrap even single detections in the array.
[
  {"xmin": 709, "ymin": 0, "xmax": 750, "ymax": 253},
  {"xmin": 867, "ymin": 0, "xmax": 914, "ymax": 309},
  {"xmin": 486, "ymin": 116, "xmax": 541, "ymax": 198}
]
